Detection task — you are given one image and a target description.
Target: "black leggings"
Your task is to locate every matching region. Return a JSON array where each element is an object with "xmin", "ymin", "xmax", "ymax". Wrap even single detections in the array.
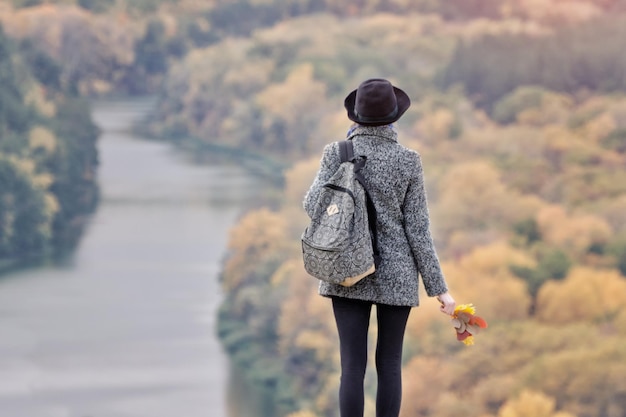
[{"xmin": 331, "ymin": 296, "xmax": 411, "ymax": 417}]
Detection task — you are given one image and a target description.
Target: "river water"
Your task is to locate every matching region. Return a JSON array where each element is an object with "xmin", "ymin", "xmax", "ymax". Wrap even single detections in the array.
[{"xmin": 0, "ymin": 98, "xmax": 267, "ymax": 417}]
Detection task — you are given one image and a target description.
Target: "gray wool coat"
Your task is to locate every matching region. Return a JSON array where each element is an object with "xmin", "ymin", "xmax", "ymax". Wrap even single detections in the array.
[{"xmin": 303, "ymin": 125, "xmax": 448, "ymax": 307}]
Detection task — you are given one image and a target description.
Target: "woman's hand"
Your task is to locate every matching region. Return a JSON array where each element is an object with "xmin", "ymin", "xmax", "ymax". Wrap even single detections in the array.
[{"xmin": 437, "ymin": 292, "xmax": 456, "ymax": 316}]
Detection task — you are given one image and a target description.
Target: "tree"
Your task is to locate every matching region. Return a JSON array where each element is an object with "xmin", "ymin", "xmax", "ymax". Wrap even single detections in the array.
[
  {"xmin": 135, "ymin": 19, "xmax": 169, "ymax": 75},
  {"xmin": 208, "ymin": 1, "xmax": 283, "ymax": 37},
  {"xmin": 607, "ymin": 233, "xmax": 626, "ymax": 276},
  {"xmin": 441, "ymin": 242, "xmax": 532, "ymax": 321},
  {"xmin": 222, "ymin": 207, "xmax": 292, "ymax": 292},
  {"xmin": 492, "ymin": 86, "xmax": 571, "ymax": 126},
  {"xmin": 400, "ymin": 356, "xmax": 454, "ymax": 417},
  {"xmin": 277, "ymin": 260, "xmax": 338, "ymax": 413},
  {"xmin": 433, "ymin": 161, "xmax": 540, "ymax": 241},
  {"xmin": 535, "ymin": 205, "xmax": 612, "ymax": 257},
  {"xmin": 441, "ymin": 16, "xmax": 626, "ymax": 110},
  {"xmin": 12, "ymin": 0, "xmax": 44, "ymax": 8},
  {"xmin": 19, "ymin": 39, "xmax": 62, "ymax": 91},
  {"xmin": 522, "ymin": 341, "xmax": 626, "ymax": 417},
  {"xmin": 498, "ymin": 390, "xmax": 575, "ymax": 417},
  {"xmin": 0, "ymin": 156, "xmax": 56, "ymax": 259},
  {"xmin": 77, "ymin": 0, "xmax": 115, "ymax": 13},
  {"xmin": 254, "ymin": 63, "xmax": 327, "ymax": 154},
  {"xmin": 536, "ymin": 267, "xmax": 626, "ymax": 324},
  {"xmin": 601, "ymin": 128, "xmax": 626, "ymax": 153},
  {"xmin": 0, "ymin": 25, "xmax": 32, "ymax": 136},
  {"xmin": 510, "ymin": 247, "xmax": 572, "ymax": 312}
]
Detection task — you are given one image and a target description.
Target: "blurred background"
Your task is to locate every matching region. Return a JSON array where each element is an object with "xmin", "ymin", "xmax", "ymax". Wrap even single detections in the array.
[{"xmin": 0, "ymin": 1, "xmax": 625, "ymax": 417}]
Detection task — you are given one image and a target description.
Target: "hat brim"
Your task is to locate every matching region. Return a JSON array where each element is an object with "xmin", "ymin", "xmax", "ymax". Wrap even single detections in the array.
[{"xmin": 344, "ymin": 85, "xmax": 411, "ymax": 126}]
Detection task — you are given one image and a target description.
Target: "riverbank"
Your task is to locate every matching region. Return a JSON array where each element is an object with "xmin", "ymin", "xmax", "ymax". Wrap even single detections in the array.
[
  {"xmin": 0, "ymin": 97, "xmax": 275, "ymax": 417},
  {"xmin": 133, "ymin": 126, "xmax": 288, "ymax": 186}
]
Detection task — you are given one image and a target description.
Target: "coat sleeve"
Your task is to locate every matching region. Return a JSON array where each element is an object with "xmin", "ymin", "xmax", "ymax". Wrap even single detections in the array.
[
  {"xmin": 402, "ymin": 153, "xmax": 448, "ymax": 297},
  {"xmin": 303, "ymin": 142, "xmax": 339, "ymax": 217}
]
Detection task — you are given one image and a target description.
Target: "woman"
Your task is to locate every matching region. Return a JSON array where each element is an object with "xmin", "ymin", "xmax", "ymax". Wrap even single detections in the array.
[{"xmin": 303, "ymin": 78, "xmax": 456, "ymax": 417}]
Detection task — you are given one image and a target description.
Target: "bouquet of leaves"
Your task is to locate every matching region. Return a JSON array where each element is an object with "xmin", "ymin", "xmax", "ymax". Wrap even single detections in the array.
[{"xmin": 449, "ymin": 304, "xmax": 488, "ymax": 346}]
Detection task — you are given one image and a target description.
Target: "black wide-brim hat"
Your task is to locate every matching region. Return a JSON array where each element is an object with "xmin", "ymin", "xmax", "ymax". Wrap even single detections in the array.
[{"xmin": 344, "ymin": 78, "xmax": 411, "ymax": 126}]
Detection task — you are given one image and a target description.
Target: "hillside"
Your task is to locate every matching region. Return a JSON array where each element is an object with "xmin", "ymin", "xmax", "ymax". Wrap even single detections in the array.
[
  {"xmin": 0, "ymin": 24, "xmax": 98, "ymax": 268},
  {"xmin": 204, "ymin": 4, "xmax": 626, "ymax": 417}
]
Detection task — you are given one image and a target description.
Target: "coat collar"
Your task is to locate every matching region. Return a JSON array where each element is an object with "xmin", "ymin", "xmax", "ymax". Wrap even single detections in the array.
[{"xmin": 347, "ymin": 124, "xmax": 398, "ymax": 143}]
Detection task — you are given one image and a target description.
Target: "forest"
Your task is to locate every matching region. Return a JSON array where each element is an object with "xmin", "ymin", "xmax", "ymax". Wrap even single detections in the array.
[
  {"xmin": 1, "ymin": 1, "xmax": 626, "ymax": 417},
  {"xmin": 0, "ymin": 22, "xmax": 98, "ymax": 270}
]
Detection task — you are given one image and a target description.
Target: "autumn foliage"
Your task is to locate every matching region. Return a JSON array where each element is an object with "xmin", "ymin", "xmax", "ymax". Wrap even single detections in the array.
[
  {"xmin": 0, "ymin": 23, "xmax": 98, "ymax": 265},
  {"xmin": 210, "ymin": 4, "xmax": 626, "ymax": 417}
]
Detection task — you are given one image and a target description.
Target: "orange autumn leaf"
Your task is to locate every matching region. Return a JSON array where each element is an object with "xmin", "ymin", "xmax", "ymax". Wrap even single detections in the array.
[{"xmin": 451, "ymin": 304, "xmax": 489, "ymax": 345}]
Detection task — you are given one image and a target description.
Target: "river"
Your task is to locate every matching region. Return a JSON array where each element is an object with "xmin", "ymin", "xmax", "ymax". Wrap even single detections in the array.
[{"xmin": 0, "ymin": 98, "xmax": 269, "ymax": 417}]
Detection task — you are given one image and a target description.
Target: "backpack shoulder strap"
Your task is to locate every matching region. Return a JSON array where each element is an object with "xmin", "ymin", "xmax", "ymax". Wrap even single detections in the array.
[
  {"xmin": 339, "ymin": 140, "xmax": 354, "ymax": 163},
  {"xmin": 339, "ymin": 139, "xmax": 381, "ymax": 267}
]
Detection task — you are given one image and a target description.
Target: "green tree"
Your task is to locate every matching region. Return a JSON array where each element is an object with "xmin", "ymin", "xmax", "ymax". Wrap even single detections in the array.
[
  {"xmin": 135, "ymin": 20, "xmax": 169, "ymax": 76},
  {"xmin": 47, "ymin": 98, "xmax": 99, "ymax": 252},
  {"xmin": 607, "ymin": 233, "xmax": 626, "ymax": 276},
  {"xmin": 0, "ymin": 157, "xmax": 53, "ymax": 259},
  {"xmin": 77, "ymin": 0, "xmax": 115, "ymax": 13},
  {"xmin": 0, "ymin": 25, "xmax": 32, "ymax": 136},
  {"xmin": 11, "ymin": 0, "xmax": 43, "ymax": 8},
  {"xmin": 19, "ymin": 39, "xmax": 62, "ymax": 91},
  {"xmin": 208, "ymin": 1, "xmax": 284, "ymax": 37},
  {"xmin": 492, "ymin": 86, "xmax": 570, "ymax": 125},
  {"xmin": 441, "ymin": 16, "xmax": 626, "ymax": 110},
  {"xmin": 510, "ymin": 248, "xmax": 572, "ymax": 314},
  {"xmin": 601, "ymin": 128, "xmax": 626, "ymax": 154},
  {"xmin": 513, "ymin": 218, "xmax": 542, "ymax": 246}
]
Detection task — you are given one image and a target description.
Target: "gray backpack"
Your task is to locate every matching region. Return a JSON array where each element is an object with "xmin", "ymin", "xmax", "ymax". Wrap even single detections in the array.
[{"xmin": 301, "ymin": 140, "xmax": 379, "ymax": 286}]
